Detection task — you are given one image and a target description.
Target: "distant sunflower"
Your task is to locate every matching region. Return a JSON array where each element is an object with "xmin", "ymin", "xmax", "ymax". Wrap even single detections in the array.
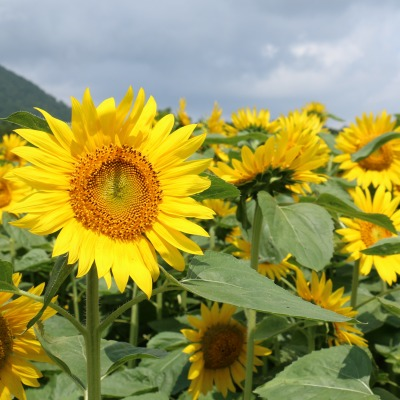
[
  {"xmin": 0, "ymin": 164, "xmax": 32, "ymax": 218},
  {"xmin": 301, "ymin": 101, "xmax": 328, "ymax": 124},
  {"xmin": 227, "ymin": 229, "xmax": 296, "ymax": 281},
  {"xmin": 8, "ymin": 88, "xmax": 214, "ymax": 296},
  {"xmin": 336, "ymin": 185, "xmax": 400, "ymax": 285},
  {"xmin": 206, "ymin": 102, "xmax": 225, "ymax": 134},
  {"xmin": 210, "ymin": 113, "xmax": 329, "ymax": 195},
  {"xmin": 202, "ymin": 199, "xmax": 237, "ymax": 218},
  {"xmin": 334, "ymin": 111, "xmax": 400, "ymax": 190},
  {"xmin": 225, "ymin": 107, "xmax": 271, "ymax": 135},
  {"xmin": 295, "ymin": 269, "xmax": 367, "ymax": 347},
  {"xmin": 181, "ymin": 302, "xmax": 271, "ymax": 399},
  {"xmin": 0, "ymin": 133, "xmax": 28, "ymax": 166},
  {"xmin": 0, "ymin": 273, "xmax": 56, "ymax": 399},
  {"xmin": 177, "ymin": 98, "xmax": 192, "ymax": 126}
]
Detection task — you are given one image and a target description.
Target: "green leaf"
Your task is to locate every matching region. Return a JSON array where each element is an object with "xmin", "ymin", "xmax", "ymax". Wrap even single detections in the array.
[
  {"xmin": 193, "ymin": 174, "xmax": 239, "ymax": 201},
  {"xmin": 204, "ymin": 132, "xmax": 267, "ymax": 146},
  {"xmin": 258, "ymin": 191, "xmax": 334, "ymax": 270},
  {"xmin": 122, "ymin": 393, "xmax": 170, "ymax": 400},
  {"xmin": 27, "ymin": 254, "xmax": 73, "ymax": 330},
  {"xmin": 101, "ymin": 369, "xmax": 157, "ymax": 398},
  {"xmin": 103, "ymin": 341, "xmax": 167, "ymax": 376},
  {"xmin": 351, "ymin": 131, "xmax": 400, "ymax": 162},
  {"xmin": 361, "ymin": 237, "xmax": 400, "ymax": 255},
  {"xmin": 316, "ymin": 193, "xmax": 397, "ymax": 234},
  {"xmin": 255, "ymin": 315, "xmax": 291, "ymax": 341},
  {"xmin": 255, "ymin": 346, "xmax": 378, "ymax": 400},
  {"xmin": 0, "ymin": 260, "xmax": 17, "ymax": 293},
  {"xmin": 167, "ymin": 251, "xmax": 349, "ymax": 322},
  {"xmin": 14, "ymin": 248, "xmax": 52, "ymax": 271},
  {"xmin": 378, "ymin": 297, "xmax": 400, "ymax": 317},
  {"xmin": 0, "ymin": 111, "xmax": 51, "ymax": 132}
]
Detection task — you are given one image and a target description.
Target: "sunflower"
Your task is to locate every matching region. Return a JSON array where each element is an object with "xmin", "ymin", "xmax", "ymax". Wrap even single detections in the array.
[
  {"xmin": 225, "ymin": 107, "xmax": 271, "ymax": 136},
  {"xmin": 0, "ymin": 134, "xmax": 28, "ymax": 166},
  {"xmin": 334, "ymin": 111, "xmax": 400, "ymax": 190},
  {"xmin": 0, "ymin": 273, "xmax": 56, "ymax": 399},
  {"xmin": 0, "ymin": 164, "xmax": 32, "ymax": 218},
  {"xmin": 181, "ymin": 302, "xmax": 271, "ymax": 399},
  {"xmin": 202, "ymin": 199, "xmax": 236, "ymax": 218},
  {"xmin": 336, "ymin": 185, "xmax": 400, "ymax": 285},
  {"xmin": 227, "ymin": 229, "xmax": 296, "ymax": 281},
  {"xmin": 301, "ymin": 101, "xmax": 328, "ymax": 125},
  {"xmin": 7, "ymin": 88, "xmax": 214, "ymax": 296},
  {"xmin": 210, "ymin": 113, "xmax": 329, "ymax": 195},
  {"xmin": 177, "ymin": 98, "xmax": 192, "ymax": 126},
  {"xmin": 206, "ymin": 102, "xmax": 225, "ymax": 134},
  {"xmin": 295, "ymin": 269, "xmax": 367, "ymax": 347}
]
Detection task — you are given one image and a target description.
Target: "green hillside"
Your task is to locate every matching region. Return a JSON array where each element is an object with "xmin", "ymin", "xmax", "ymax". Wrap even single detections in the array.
[{"xmin": 0, "ymin": 64, "xmax": 71, "ymax": 134}]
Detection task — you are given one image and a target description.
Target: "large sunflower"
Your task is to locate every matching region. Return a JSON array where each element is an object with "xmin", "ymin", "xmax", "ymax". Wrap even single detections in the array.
[
  {"xmin": 295, "ymin": 269, "xmax": 367, "ymax": 347},
  {"xmin": 336, "ymin": 185, "xmax": 400, "ymax": 285},
  {"xmin": 181, "ymin": 302, "xmax": 270, "ymax": 399},
  {"xmin": 8, "ymin": 88, "xmax": 214, "ymax": 296},
  {"xmin": 210, "ymin": 113, "xmax": 329, "ymax": 195},
  {"xmin": 334, "ymin": 111, "xmax": 400, "ymax": 190},
  {"xmin": 0, "ymin": 273, "xmax": 56, "ymax": 400}
]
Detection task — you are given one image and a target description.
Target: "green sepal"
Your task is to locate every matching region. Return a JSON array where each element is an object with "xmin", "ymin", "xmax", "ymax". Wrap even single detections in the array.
[{"xmin": 0, "ymin": 111, "xmax": 51, "ymax": 132}]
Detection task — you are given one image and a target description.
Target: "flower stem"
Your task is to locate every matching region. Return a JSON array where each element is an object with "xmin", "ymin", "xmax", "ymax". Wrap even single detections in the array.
[
  {"xmin": 85, "ymin": 267, "xmax": 101, "ymax": 400},
  {"xmin": 70, "ymin": 270, "xmax": 80, "ymax": 322},
  {"xmin": 350, "ymin": 260, "xmax": 360, "ymax": 308},
  {"xmin": 128, "ymin": 283, "xmax": 139, "ymax": 368},
  {"xmin": 243, "ymin": 199, "xmax": 263, "ymax": 400}
]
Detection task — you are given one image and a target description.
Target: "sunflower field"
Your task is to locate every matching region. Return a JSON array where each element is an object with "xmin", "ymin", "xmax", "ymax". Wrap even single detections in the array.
[{"xmin": 0, "ymin": 89, "xmax": 399, "ymax": 400}]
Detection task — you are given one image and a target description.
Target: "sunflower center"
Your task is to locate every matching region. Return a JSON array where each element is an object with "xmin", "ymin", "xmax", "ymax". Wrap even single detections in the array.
[
  {"xmin": 359, "ymin": 221, "xmax": 392, "ymax": 247},
  {"xmin": 358, "ymin": 143, "xmax": 393, "ymax": 171},
  {"xmin": 202, "ymin": 324, "xmax": 244, "ymax": 369},
  {"xmin": 0, "ymin": 180, "xmax": 12, "ymax": 208},
  {"xmin": 69, "ymin": 144, "xmax": 162, "ymax": 241},
  {"xmin": 0, "ymin": 314, "xmax": 13, "ymax": 368}
]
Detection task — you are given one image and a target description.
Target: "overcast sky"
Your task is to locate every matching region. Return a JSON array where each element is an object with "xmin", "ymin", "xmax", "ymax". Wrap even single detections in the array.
[{"xmin": 1, "ymin": 0, "xmax": 400, "ymax": 126}]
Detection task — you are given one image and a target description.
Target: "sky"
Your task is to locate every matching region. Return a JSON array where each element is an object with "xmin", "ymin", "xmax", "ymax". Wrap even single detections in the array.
[{"xmin": 1, "ymin": 0, "xmax": 400, "ymax": 127}]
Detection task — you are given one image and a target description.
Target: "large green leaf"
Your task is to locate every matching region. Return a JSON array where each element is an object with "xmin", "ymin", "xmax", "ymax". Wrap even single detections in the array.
[
  {"xmin": 255, "ymin": 346, "xmax": 377, "ymax": 400},
  {"xmin": 193, "ymin": 174, "xmax": 239, "ymax": 201},
  {"xmin": 168, "ymin": 251, "xmax": 349, "ymax": 322},
  {"xmin": 351, "ymin": 131, "xmax": 400, "ymax": 162},
  {"xmin": 0, "ymin": 111, "xmax": 51, "ymax": 132},
  {"xmin": 316, "ymin": 193, "xmax": 396, "ymax": 234},
  {"xmin": 258, "ymin": 192, "xmax": 334, "ymax": 270},
  {"xmin": 361, "ymin": 237, "xmax": 400, "ymax": 255}
]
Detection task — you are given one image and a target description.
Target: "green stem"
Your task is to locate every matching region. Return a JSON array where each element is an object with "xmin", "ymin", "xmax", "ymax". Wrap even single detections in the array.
[
  {"xmin": 355, "ymin": 286, "xmax": 400, "ymax": 310},
  {"xmin": 350, "ymin": 260, "xmax": 360, "ymax": 308},
  {"xmin": 156, "ymin": 280, "xmax": 163, "ymax": 320},
  {"xmin": 70, "ymin": 270, "xmax": 80, "ymax": 322},
  {"xmin": 17, "ymin": 289, "xmax": 86, "ymax": 336},
  {"xmin": 99, "ymin": 283, "xmax": 175, "ymax": 334},
  {"xmin": 243, "ymin": 199, "xmax": 263, "ymax": 400},
  {"xmin": 85, "ymin": 267, "xmax": 101, "ymax": 400},
  {"xmin": 209, "ymin": 225, "xmax": 216, "ymax": 251},
  {"xmin": 128, "ymin": 284, "xmax": 139, "ymax": 368}
]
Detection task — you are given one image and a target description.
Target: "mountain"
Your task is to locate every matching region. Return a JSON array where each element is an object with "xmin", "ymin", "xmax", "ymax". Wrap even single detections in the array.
[{"xmin": 0, "ymin": 64, "xmax": 71, "ymax": 134}]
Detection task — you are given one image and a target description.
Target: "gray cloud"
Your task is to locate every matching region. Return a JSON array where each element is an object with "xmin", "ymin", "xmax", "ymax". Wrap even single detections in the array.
[{"xmin": 1, "ymin": 0, "xmax": 400, "ymax": 126}]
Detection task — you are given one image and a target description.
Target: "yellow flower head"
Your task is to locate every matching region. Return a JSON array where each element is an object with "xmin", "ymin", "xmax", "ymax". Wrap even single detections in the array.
[
  {"xmin": 295, "ymin": 269, "xmax": 367, "ymax": 347},
  {"xmin": 334, "ymin": 111, "xmax": 400, "ymax": 190},
  {"xmin": 177, "ymin": 98, "xmax": 192, "ymax": 126},
  {"xmin": 202, "ymin": 199, "xmax": 237, "ymax": 218},
  {"xmin": 0, "ymin": 164, "xmax": 32, "ymax": 217},
  {"xmin": 227, "ymin": 228, "xmax": 296, "ymax": 281},
  {"xmin": 181, "ymin": 302, "xmax": 270, "ymax": 399},
  {"xmin": 0, "ymin": 273, "xmax": 56, "ymax": 400},
  {"xmin": 210, "ymin": 112, "xmax": 329, "ymax": 195},
  {"xmin": 336, "ymin": 185, "xmax": 400, "ymax": 285},
  {"xmin": 0, "ymin": 134, "xmax": 28, "ymax": 166},
  {"xmin": 301, "ymin": 101, "xmax": 328, "ymax": 124},
  {"xmin": 225, "ymin": 107, "xmax": 271, "ymax": 135},
  {"xmin": 7, "ymin": 88, "xmax": 214, "ymax": 297},
  {"xmin": 206, "ymin": 102, "xmax": 225, "ymax": 134}
]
